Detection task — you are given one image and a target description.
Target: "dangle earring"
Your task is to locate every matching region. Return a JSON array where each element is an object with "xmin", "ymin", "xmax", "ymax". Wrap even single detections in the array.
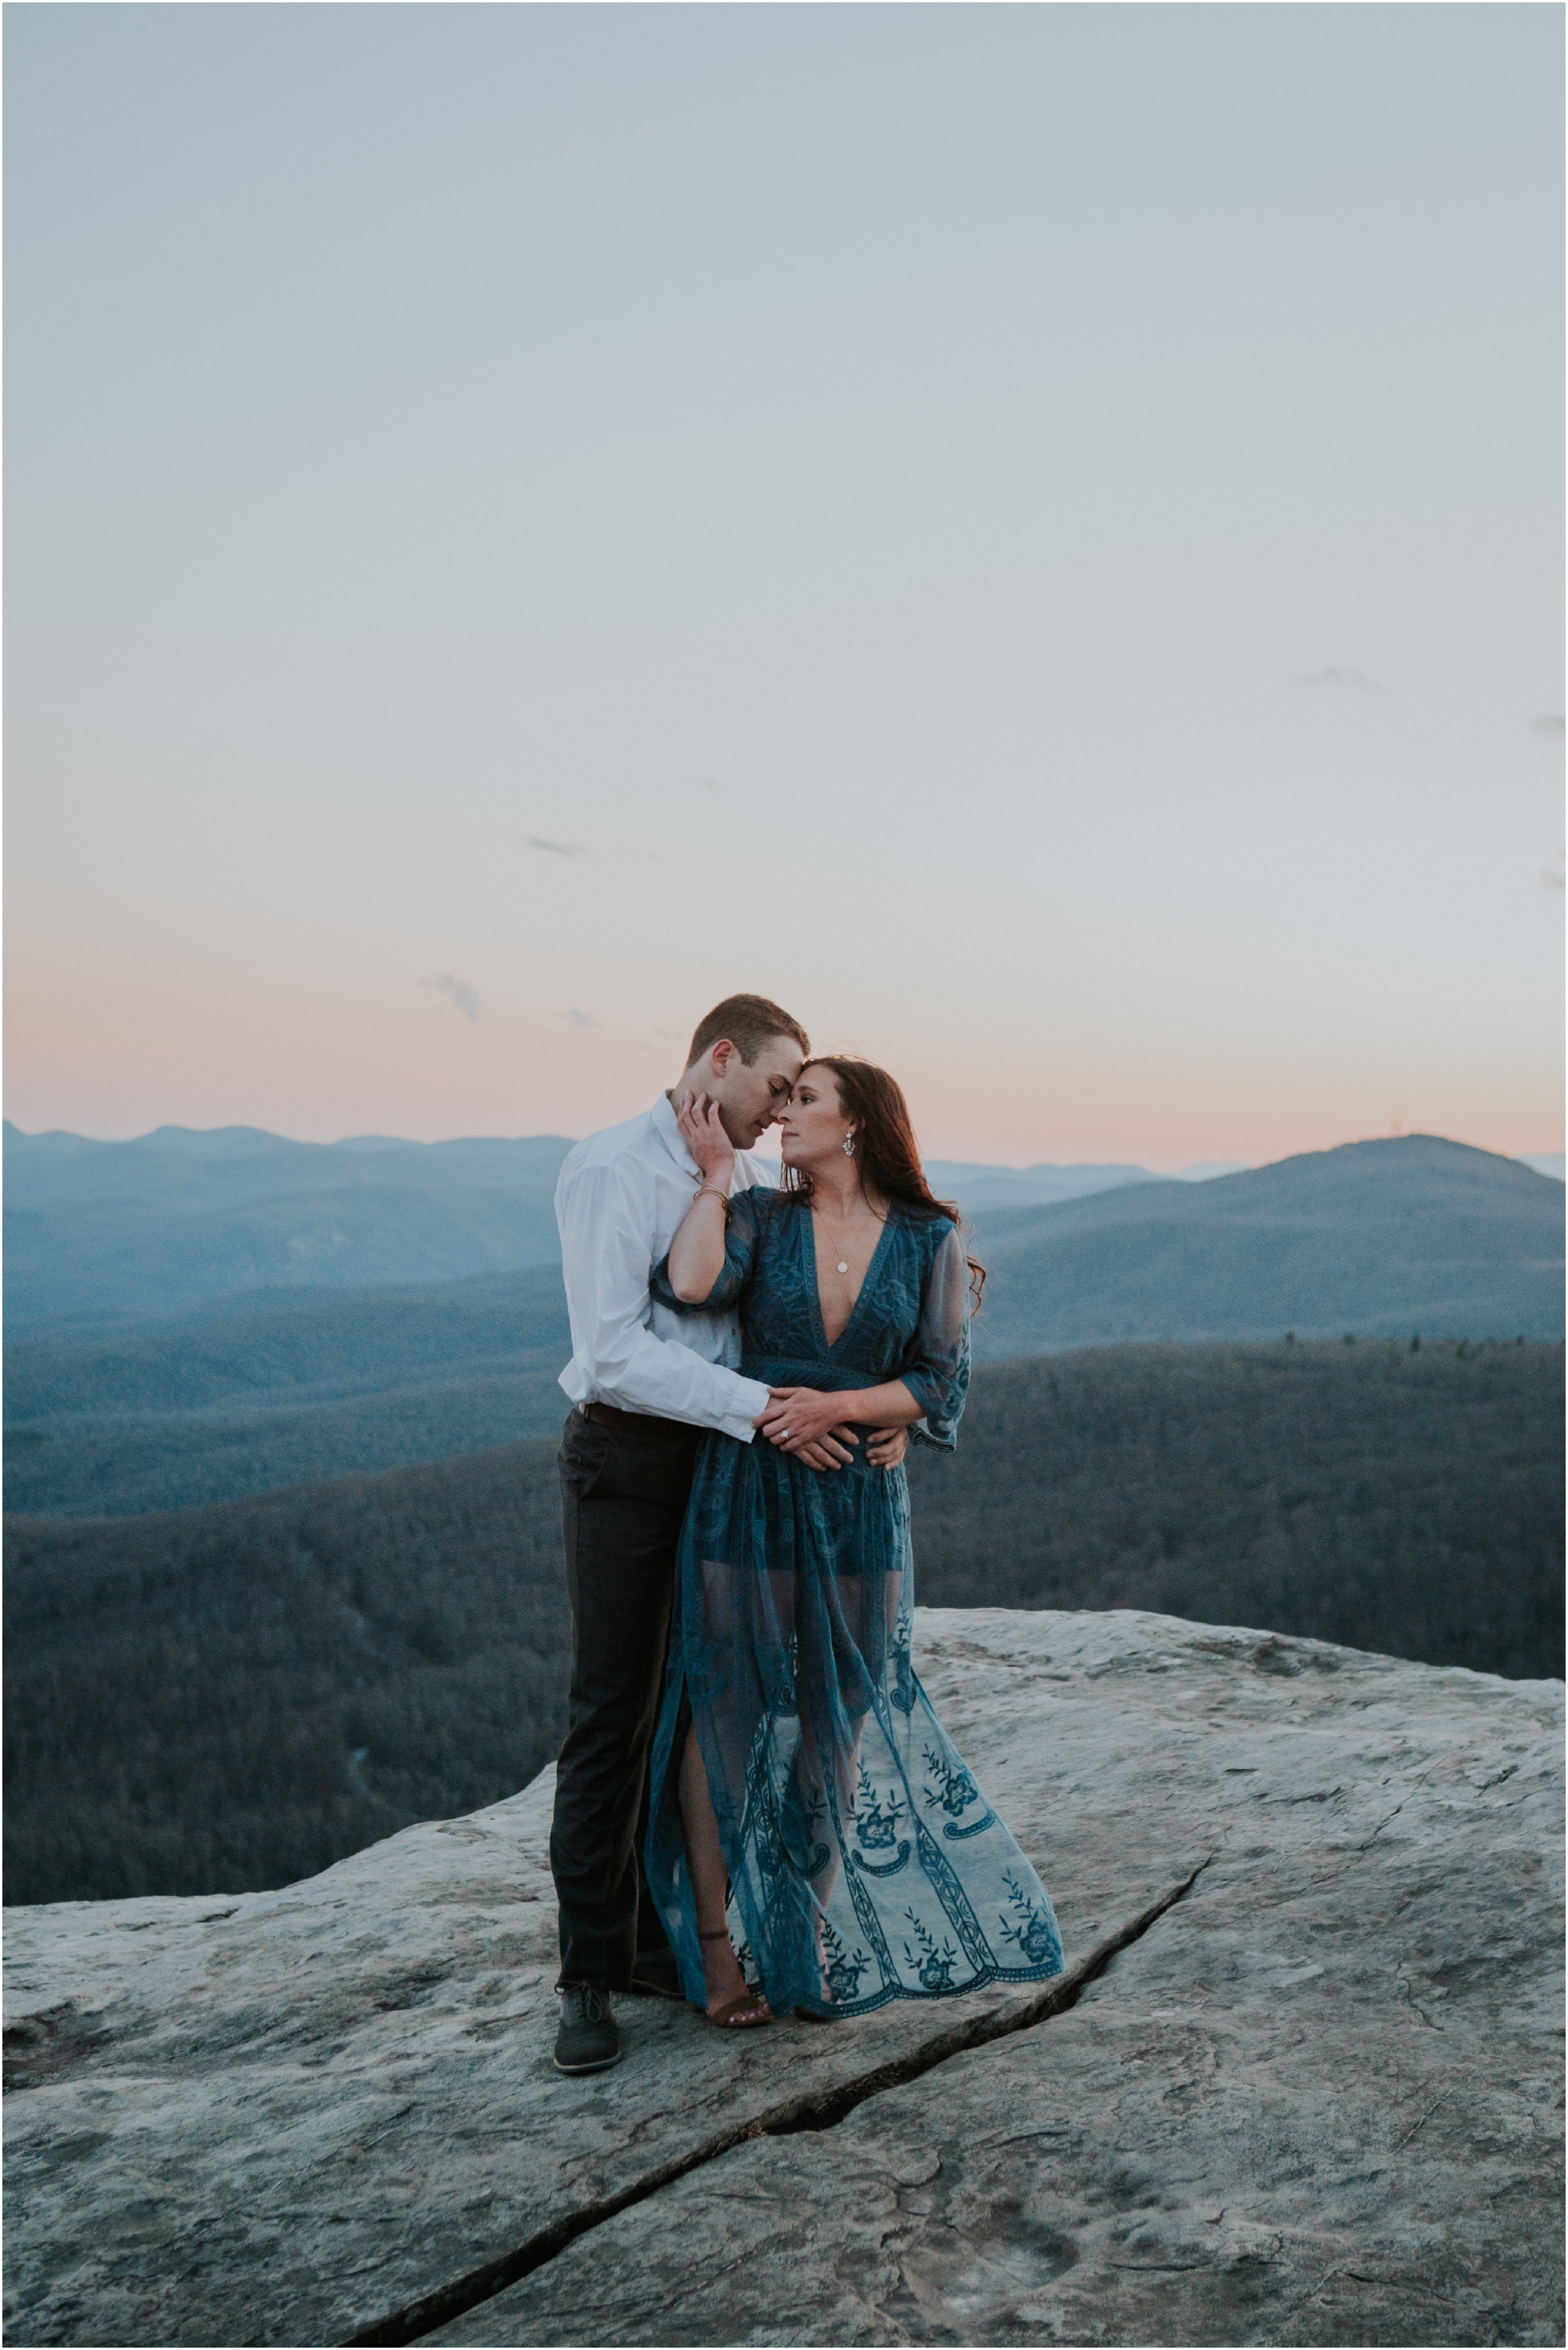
[{"xmin": 843, "ymin": 1131, "xmax": 855, "ymax": 1157}]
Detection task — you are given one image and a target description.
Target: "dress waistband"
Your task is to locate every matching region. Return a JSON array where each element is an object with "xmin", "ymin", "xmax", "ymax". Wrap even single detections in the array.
[{"xmin": 742, "ymin": 1356, "xmax": 864, "ymax": 1393}]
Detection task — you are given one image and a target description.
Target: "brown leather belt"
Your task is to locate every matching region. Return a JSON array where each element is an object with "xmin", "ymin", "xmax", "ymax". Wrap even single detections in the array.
[{"xmin": 579, "ymin": 1400, "xmax": 694, "ymax": 1437}]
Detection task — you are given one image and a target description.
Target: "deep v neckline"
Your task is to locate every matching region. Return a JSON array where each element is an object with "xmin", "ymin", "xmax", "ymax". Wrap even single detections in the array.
[{"xmin": 805, "ymin": 1201, "xmax": 897, "ymax": 1355}]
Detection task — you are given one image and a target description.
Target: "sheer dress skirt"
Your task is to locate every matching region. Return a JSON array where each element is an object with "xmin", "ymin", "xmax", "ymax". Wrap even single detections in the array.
[{"xmin": 644, "ymin": 1422, "xmax": 1064, "ymax": 2019}]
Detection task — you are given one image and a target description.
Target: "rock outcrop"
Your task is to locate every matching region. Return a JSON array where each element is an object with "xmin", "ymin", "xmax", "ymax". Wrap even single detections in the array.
[{"xmin": 5, "ymin": 1608, "xmax": 1562, "ymax": 2348}]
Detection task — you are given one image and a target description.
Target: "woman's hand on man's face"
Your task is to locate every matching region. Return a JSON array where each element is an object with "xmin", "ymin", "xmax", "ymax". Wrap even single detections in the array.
[{"xmin": 677, "ymin": 1091, "xmax": 738, "ymax": 1184}]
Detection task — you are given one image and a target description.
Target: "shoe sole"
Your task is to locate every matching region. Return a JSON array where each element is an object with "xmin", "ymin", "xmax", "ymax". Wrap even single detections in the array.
[{"xmin": 553, "ymin": 2048, "xmax": 623, "ymax": 2074}]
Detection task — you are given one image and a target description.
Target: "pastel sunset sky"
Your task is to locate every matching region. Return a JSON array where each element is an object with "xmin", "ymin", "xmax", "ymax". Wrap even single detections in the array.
[{"xmin": 6, "ymin": 5, "xmax": 1563, "ymax": 1168}]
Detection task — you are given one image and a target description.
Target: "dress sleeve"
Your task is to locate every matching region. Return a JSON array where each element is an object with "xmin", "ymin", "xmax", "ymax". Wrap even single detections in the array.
[
  {"xmin": 650, "ymin": 1186, "xmax": 767, "ymax": 1315},
  {"xmin": 902, "ymin": 1221, "xmax": 971, "ymax": 1451}
]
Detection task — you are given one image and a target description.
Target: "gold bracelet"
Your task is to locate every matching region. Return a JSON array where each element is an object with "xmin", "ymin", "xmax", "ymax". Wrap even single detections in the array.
[{"xmin": 693, "ymin": 1186, "xmax": 731, "ymax": 1216}]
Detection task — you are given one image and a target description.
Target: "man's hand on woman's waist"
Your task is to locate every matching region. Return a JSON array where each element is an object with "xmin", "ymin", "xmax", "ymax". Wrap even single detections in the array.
[
  {"xmin": 752, "ymin": 1388, "xmax": 858, "ymax": 1472},
  {"xmin": 754, "ymin": 1384, "xmax": 915, "ymax": 1472}
]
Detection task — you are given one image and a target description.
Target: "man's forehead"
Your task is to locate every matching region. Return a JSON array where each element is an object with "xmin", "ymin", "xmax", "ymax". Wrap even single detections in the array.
[{"xmin": 757, "ymin": 1036, "xmax": 805, "ymax": 1079}]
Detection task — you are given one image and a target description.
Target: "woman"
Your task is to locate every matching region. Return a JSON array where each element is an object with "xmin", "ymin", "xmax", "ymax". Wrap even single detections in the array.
[{"xmin": 644, "ymin": 1056, "xmax": 1062, "ymax": 2029}]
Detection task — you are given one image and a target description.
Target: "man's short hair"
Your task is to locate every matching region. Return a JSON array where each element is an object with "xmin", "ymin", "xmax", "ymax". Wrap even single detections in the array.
[{"xmin": 686, "ymin": 993, "xmax": 811, "ymax": 1069}]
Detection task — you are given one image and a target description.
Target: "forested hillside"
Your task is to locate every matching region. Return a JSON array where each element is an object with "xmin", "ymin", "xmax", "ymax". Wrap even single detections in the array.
[
  {"xmin": 969, "ymin": 1135, "xmax": 1564, "ymax": 1356},
  {"xmin": 4, "ymin": 1125, "xmax": 573, "ymax": 1326},
  {"xmin": 7, "ymin": 1339, "xmax": 1559, "ymax": 1906},
  {"xmin": 5, "ymin": 1267, "xmax": 572, "ymax": 1516},
  {"xmin": 908, "ymin": 1340, "xmax": 1562, "ymax": 1680},
  {"xmin": 5, "ymin": 1441, "xmax": 569, "ymax": 1905},
  {"xmin": 8, "ymin": 1132, "xmax": 1562, "ymax": 1518},
  {"xmin": 4, "ymin": 1367, "xmax": 572, "ymax": 1520}
]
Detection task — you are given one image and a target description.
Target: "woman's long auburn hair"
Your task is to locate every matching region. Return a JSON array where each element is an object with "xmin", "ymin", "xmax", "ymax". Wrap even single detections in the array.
[{"xmin": 780, "ymin": 1055, "xmax": 985, "ymax": 1308}]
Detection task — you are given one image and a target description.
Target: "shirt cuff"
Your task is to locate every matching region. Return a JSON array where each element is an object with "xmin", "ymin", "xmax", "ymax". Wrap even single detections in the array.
[{"xmin": 717, "ymin": 1375, "xmax": 772, "ymax": 1441}]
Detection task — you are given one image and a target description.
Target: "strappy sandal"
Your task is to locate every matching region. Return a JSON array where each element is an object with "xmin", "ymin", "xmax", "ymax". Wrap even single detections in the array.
[{"xmin": 692, "ymin": 1929, "xmax": 773, "ymax": 2029}]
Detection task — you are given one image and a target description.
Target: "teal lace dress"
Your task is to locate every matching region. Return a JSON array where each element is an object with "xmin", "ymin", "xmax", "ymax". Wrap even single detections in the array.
[{"xmin": 644, "ymin": 1187, "xmax": 1062, "ymax": 2018}]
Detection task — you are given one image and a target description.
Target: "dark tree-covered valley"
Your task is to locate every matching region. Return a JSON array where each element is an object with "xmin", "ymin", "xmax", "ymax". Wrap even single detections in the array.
[{"xmin": 6, "ymin": 1339, "xmax": 1560, "ymax": 1908}]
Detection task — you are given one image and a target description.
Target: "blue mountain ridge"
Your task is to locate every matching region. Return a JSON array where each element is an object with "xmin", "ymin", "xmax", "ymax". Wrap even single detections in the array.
[{"xmin": 3, "ymin": 1126, "xmax": 1560, "ymax": 1517}]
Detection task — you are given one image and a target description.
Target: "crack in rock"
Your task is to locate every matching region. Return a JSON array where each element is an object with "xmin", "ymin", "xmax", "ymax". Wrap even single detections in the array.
[{"xmin": 343, "ymin": 1859, "xmax": 1211, "ymax": 2348}]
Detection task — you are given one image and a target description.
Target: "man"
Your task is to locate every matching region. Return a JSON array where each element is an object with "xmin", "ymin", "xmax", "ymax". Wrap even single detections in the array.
[{"xmin": 549, "ymin": 992, "xmax": 906, "ymax": 2073}]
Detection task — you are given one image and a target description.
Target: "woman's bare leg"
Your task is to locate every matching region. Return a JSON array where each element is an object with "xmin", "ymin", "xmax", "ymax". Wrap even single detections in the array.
[{"xmin": 677, "ymin": 1725, "xmax": 771, "ymax": 2019}]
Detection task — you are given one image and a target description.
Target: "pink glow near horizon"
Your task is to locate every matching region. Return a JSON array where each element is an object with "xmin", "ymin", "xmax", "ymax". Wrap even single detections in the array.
[
  {"xmin": 5, "ymin": 973, "xmax": 1559, "ymax": 1168},
  {"xmin": 7, "ymin": 12, "xmax": 1563, "ymax": 1170}
]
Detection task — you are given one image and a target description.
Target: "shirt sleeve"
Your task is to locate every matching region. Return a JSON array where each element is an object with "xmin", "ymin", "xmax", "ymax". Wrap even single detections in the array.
[
  {"xmin": 650, "ymin": 1187, "xmax": 765, "ymax": 1315},
  {"xmin": 901, "ymin": 1222, "xmax": 972, "ymax": 1451},
  {"xmin": 557, "ymin": 1162, "xmax": 771, "ymax": 1440}
]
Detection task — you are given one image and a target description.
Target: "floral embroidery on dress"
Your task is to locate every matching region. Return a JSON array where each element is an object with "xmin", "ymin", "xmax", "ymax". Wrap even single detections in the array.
[
  {"xmin": 922, "ymin": 1742, "xmax": 997, "ymax": 1841},
  {"xmin": 779, "ymin": 1777, "xmax": 831, "ymax": 1880},
  {"xmin": 643, "ymin": 1187, "xmax": 1063, "ymax": 2019},
  {"xmin": 821, "ymin": 1917, "xmax": 873, "ymax": 2003},
  {"xmin": 850, "ymin": 1763, "xmax": 912, "ymax": 1877},
  {"xmin": 855, "ymin": 1764, "xmax": 906, "ymax": 1848},
  {"xmin": 902, "ymin": 1908, "xmax": 962, "ymax": 1992},
  {"xmin": 888, "ymin": 1607, "xmax": 917, "ymax": 1716},
  {"xmin": 998, "ymin": 1869, "xmax": 1064, "ymax": 1968},
  {"xmin": 923, "ymin": 1744, "xmax": 979, "ymax": 1817}
]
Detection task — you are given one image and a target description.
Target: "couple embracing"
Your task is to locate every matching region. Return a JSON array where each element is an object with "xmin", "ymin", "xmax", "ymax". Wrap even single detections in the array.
[{"xmin": 549, "ymin": 993, "xmax": 1062, "ymax": 2074}]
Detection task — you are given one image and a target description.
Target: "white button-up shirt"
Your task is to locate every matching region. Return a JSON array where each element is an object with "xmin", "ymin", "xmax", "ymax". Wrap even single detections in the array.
[{"xmin": 554, "ymin": 1093, "xmax": 775, "ymax": 1441}]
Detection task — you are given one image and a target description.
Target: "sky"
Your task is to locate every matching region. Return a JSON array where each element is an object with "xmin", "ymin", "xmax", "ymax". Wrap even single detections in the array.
[{"xmin": 6, "ymin": 3, "xmax": 1563, "ymax": 1169}]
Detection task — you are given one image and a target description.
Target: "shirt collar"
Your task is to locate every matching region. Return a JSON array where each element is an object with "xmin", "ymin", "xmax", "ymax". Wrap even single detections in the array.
[{"xmin": 651, "ymin": 1091, "xmax": 700, "ymax": 1177}]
